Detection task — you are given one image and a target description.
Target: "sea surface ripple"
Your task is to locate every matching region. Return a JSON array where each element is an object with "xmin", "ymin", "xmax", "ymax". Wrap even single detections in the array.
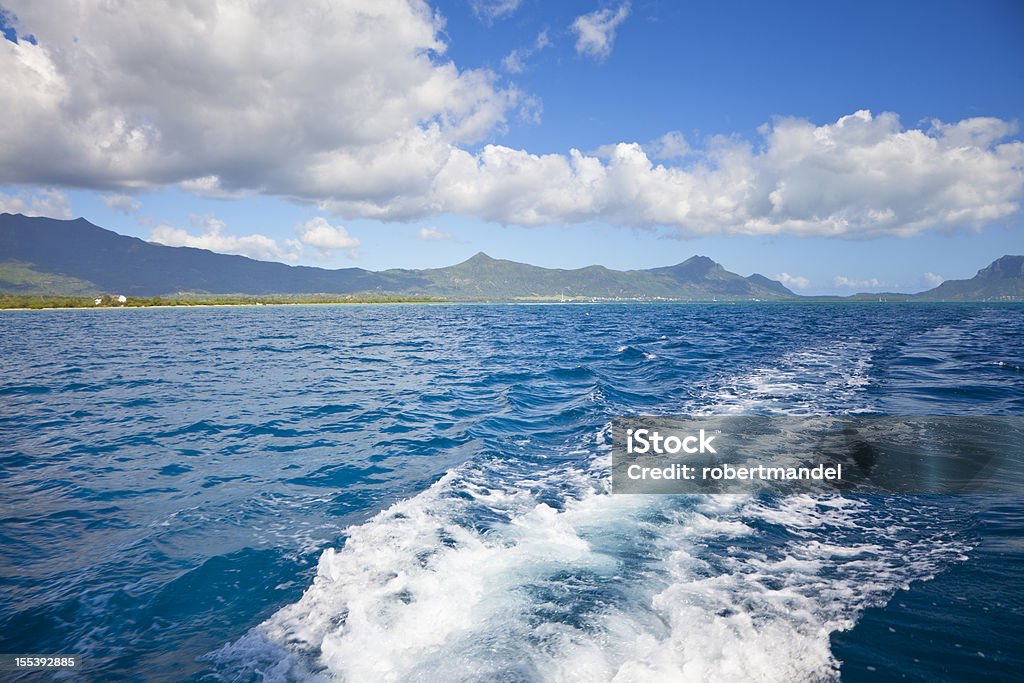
[{"xmin": 0, "ymin": 303, "xmax": 1021, "ymax": 681}]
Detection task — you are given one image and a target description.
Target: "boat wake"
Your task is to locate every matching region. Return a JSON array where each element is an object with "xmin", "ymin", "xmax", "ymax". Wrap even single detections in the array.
[{"xmin": 210, "ymin": 342, "xmax": 972, "ymax": 682}]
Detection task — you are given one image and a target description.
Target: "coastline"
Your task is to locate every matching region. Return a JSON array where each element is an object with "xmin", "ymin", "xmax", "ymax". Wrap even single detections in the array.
[
  {"xmin": 5, "ymin": 299, "xmax": 1024, "ymax": 311},
  {"xmin": 0, "ymin": 297, "xmax": 446, "ymax": 311},
  {"xmin": 3, "ymin": 298, "xmax": 1022, "ymax": 311}
]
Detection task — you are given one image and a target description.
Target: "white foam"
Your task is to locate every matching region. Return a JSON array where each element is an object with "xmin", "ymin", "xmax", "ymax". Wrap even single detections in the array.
[
  {"xmin": 216, "ymin": 468, "xmax": 658, "ymax": 681},
  {"xmin": 212, "ymin": 342, "xmax": 968, "ymax": 682},
  {"xmin": 699, "ymin": 342, "xmax": 876, "ymax": 415}
]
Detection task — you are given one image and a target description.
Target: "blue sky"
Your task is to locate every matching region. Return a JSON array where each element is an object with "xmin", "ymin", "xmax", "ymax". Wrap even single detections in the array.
[{"xmin": 1, "ymin": 0, "xmax": 1022, "ymax": 294}]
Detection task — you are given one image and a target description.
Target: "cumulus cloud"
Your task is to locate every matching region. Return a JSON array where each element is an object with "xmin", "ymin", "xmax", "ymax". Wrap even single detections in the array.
[
  {"xmin": 297, "ymin": 217, "xmax": 360, "ymax": 258},
  {"xmin": 922, "ymin": 272, "xmax": 944, "ymax": 288},
  {"xmin": 833, "ymin": 275, "xmax": 882, "ymax": 289},
  {"xmin": 101, "ymin": 193, "xmax": 140, "ymax": 213},
  {"xmin": 150, "ymin": 214, "xmax": 302, "ymax": 263},
  {"xmin": 327, "ymin": 109, "xmax": 1014, "ymax": 237},
  {"xmin": 391, "ymin": 109, "xmax": 1018, "ymax": 237},
  {"xmin": 417, "ymin": 226, "xmax": 453, "ymax": 241},
  {"xmin": 572, "ymin": 3, "xmax": 631, "ymax": 62},
  {"xmin": 1, "ymin": 4, "xmax": 1022, "ymax": 240},
  {"xmin": 0, "ymin": 188, "xmax": 71, "ymax": 218},
  {"xmin": 775, "ymin": 272, "xmax": 811, "ymax": 289},
  {"xmin": 0, "ymin": 0, "xmax": 519, "ymax": 198},
  {"xmin": 645, "ymin": 131, "xmax": 691, "ymax": 161},
  {"xmin": 502, "ymin": 30, "xmax": 551, "ymax": 74}
]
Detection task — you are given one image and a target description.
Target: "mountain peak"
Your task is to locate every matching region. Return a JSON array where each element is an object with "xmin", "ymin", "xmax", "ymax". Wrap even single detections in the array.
[
  {"xmin": 675, "ymin": 255, "xmax": 724, "ymax": 273},
  {"xmin": 653, "ymin": 255, "xmax": 723, "ymax": 279},
  {"xmin": 452, "ymin": 252, "xmax": 501, "ymax": 268}
]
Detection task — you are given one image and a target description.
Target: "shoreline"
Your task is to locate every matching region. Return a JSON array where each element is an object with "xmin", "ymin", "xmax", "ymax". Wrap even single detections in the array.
[
  {"xmin": 0, "ymin": 298, "xmax": 447, "ymax": 311},
  {"xmin": 3, "ymin": 298, "xmax": 1022, "ymax": 311},
  {"xmin": 0, "ymin": 302, "xmax": 445, "ymax": 311}
]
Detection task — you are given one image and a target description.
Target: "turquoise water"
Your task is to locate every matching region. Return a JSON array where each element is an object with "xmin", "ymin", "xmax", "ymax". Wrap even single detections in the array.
[{"xmin": 1, "ymin": 303, "xmax": 1021, "ymax": 681}]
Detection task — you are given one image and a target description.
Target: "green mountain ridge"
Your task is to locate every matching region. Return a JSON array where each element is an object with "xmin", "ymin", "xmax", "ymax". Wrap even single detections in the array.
[
  {"xmin": 0, "ymin": 214, "xmax": 792, "ymax": 300},
  {"xmin": 1, "ymin": 214, "xmax": 1021, "ymax": 301}
]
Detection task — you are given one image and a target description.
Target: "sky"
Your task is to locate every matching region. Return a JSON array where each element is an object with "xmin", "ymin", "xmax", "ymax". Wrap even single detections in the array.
[{"xmin": 1, "ymin": 0, "xmax": 1022, "ymax": 294}]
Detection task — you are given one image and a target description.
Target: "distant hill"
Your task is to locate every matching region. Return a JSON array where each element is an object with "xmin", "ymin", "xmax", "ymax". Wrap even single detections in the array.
[
  {"xmin": 3, "ymin": 213, "xmax": 1019, "ymax": 301},
  {"xmin": 0, "ymin": 213, "xmax": 420, "ymax": 296},
  {"xmin": 0, "ymin": 214, "xmax": 794, "ymax": 300},
  {"xmin": 915, "ymin": 255, "xmax": 1024, "ymax": 301},
  {"xmin": 391, "ymin": 252, "xmax": 791, "ymax": 300}
]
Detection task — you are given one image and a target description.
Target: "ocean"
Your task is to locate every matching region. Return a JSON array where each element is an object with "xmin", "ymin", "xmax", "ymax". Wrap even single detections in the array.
[{"xmin": 1, "ymin": 303, "xmax": 1021, "ymax": 681}]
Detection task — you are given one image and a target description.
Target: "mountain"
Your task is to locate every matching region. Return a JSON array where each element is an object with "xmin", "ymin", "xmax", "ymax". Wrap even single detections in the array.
[
  {"xmin": 0, "ymin": 213, "xmax": 423, "ymax": 296},
  {"xmin": 4, "ymin": 214, "xmax": 1020, "ymax": 301},
  {"xmin": 0, "ymin": 214, "xmax": 794, "ymax": 300},
  {"xmin": 394, "ymin": 252, "xmax": 791, "ymax": 299},
  {"xmin": 915, "ymin": 255, "xmax": 1024, "ymax": 301}
]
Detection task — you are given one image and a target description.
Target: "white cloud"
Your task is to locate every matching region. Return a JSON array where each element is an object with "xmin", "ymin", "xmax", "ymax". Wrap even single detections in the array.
[
  {"xmin": 150, "ymin": 214, "xmax": 361, "ymax": 262},
  {"xmin": 101, "ymin": 193, "xmax": 140, "ymax": 213},
  {"xmin": 833, "ymin": 275, "xmax": 882, "ymax": 289},
  {"xmin": 645, "ymin": 131, "xmax": 691, "ymax": 160},
  {"xmin": 471, "ymin": 0, "xmax": 522, "ymax": 23},
  {"xmin": 1, "ymin": 4, "xmax": 1022, "ymax": 240},
  {"xmin": 572, "ymin": 3, "xmax": 631, "ymax": 62},
  {"xmin": 297, "ymin": 217, "xmax": 360, "ymax": 258},
  {"xmin": 775, "ymin": 272, "xmax": 811, "ymax": 289},
  {"xmin": 0, "ymin": 188, "xmax": 71, "ymax": 218},
  {"xmin": 417, "ymin": 226, "xmax": 453, "ymax": 241},
  {"xmin": 150, "ymin": 214, "xmax": 301, "ymax": 262},
  {"xmin": 928, "ymin": 117, "xmax": 1017, "ymax": 148},
  {"xmin": 178, "ymin": 176, "xmax": 249, "ymax": 200},
  {"xmin": 501, "ymin": 52, "xmax": 525, "ymax": 75},
  {"xmin": 501, "ymin": 51, "xmax": 527, "ymax": 75},
  {"xmin": 0, "ymin": 0, "xmax": 519, "ymax": 198},
  {"xmin": 368, "ymin": 109, "xmax": 1018, "ymax": 238},
  {"xmin": 502, "ymin": 30, "xmax": 551, "ymax": 74},
  {"xmin": 516, "ymin": 94, "xmax": 544, "ymax": 126},
  {"xmin": 922, "ymin": 272, "xmax": 944, "ymax": 288}
]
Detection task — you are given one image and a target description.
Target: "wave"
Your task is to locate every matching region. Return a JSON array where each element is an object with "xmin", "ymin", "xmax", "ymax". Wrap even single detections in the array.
[{"xmin": 210, "ymin": 341, "xmax": 970, "ymax": 682}]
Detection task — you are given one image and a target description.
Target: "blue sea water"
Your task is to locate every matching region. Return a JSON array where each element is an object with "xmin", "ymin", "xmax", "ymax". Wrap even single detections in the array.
[{"xmin": 0, "ymin": 303, "xmax": 1022, "ymax": 682}]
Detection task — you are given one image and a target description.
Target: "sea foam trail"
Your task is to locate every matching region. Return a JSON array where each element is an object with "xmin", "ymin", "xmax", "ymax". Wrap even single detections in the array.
[{"xmin": 212, "ymin": 342, "xmax": 970, "ymax": 682}]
